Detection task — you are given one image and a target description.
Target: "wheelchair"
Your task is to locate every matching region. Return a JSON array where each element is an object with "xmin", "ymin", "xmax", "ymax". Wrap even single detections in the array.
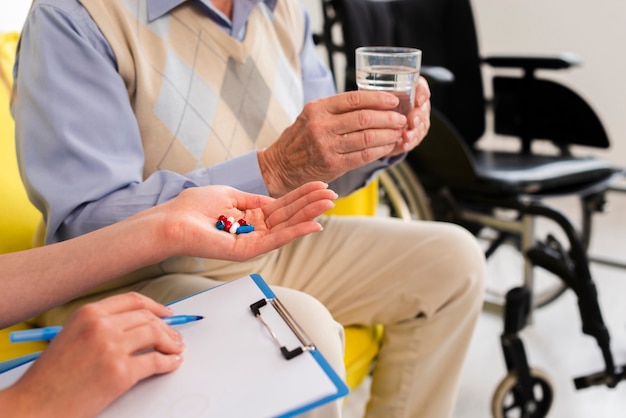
[{"xmin": 314, "ymin": 0, "xmax": 626, "ymax": 416}]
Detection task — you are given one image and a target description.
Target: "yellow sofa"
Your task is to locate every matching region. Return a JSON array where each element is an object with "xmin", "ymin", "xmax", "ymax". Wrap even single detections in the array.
[
  {"xmin": 0, "ymin": 30, "xmax": 381, "ymax": 390},
  {"xmin": 0, "ymin": 32, "xmax": 48, "ymax": 362}
]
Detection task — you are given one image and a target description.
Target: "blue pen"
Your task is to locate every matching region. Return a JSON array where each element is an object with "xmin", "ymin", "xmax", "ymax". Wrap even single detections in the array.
[
  {"xmin": 161, "ymin": 315, "xmax": 204, "ymax": 326},
  {"xmin": 9, "ymin": 315, "xmax": 204, "ymax": 343}
]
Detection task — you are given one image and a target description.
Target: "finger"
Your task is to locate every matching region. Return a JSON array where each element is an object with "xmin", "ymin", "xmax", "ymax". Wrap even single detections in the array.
[
  {"xmin": 227, "ymin": 183, "xmax": 333, "ymax": 230},
  {"xmin": 262, "ymin": 185, "xmax": 337, "ymax": 225},
  {"xmin": 264, "ymin": 190, "xmax": 337, "ymax": 229},
  {"xmin": 97, "ymin": 308, "xmax": 177, "ymax": 341},
  {"xmin": 128, "ymin": 351, "xmax": 184, "ymax": 382},
  {"xmin": 229, "ymin": 190, "xmax": 275, "ymax": 212},
  {"xmin": 325, "ymin": 90, "xmax": 400, "ymax": 114},
  {"xmin": 334, "ymin": 128, "xmax": 404, "ymax": 154},
  {"xmin": 329, "ymin": 106, "xmax": 408, "ymax": 138},
  {"xmin": 415, "ymin": 76, "xmax": 431, "ymax": 107},
  {"xmin": 402, "ymin": 114, "xmax": 430, "ymax": 152},
  {"xmin": 85, "ymin": 292, "xmax": 173, "ymax": 318},
  {"xmin": 233, "ymin": 221, "xmax": 326, "ymax": 260},
  {"xmin": 121, "ymin": 318, "xmax": 185, "ymax": 355},
  {"xmin": 341, "ymin": 141, "xmax": 400, "ymax": 169},
  {"xmin": 261, "ymin": 181, "xmax": 331, "ymax": 215}
]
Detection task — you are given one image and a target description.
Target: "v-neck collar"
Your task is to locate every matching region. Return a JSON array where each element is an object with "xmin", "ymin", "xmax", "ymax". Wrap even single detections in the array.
[{"xmin": 147, "ymin": 0, "xmax": 278, "ymax": 39}]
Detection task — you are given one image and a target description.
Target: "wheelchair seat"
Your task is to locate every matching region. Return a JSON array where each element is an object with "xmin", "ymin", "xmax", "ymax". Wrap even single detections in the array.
[{"xmin": 412, "ymin": 109, "xmax": 619, "ymax": 199}]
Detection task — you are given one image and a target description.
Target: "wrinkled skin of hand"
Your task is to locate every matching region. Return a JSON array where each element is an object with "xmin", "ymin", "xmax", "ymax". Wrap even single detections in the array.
[{"xmin": 258, "ymin": 77, "xmax": 432, "ymax": 197}]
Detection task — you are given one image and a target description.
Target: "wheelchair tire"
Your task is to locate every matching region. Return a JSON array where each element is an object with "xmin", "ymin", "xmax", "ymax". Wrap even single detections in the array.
[
  {"xmin": 378, "ymin": 161, "xmax": 433, "ymax": 221},
  {"xmin": 491, "ymin": 368, "xmax": 553, "ymax": 418}
]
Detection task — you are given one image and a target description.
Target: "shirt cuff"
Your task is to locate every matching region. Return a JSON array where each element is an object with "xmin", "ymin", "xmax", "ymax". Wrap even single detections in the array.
[{"xmin": 200, "ymin": 150, "xmax": 269, "ymax": 196}]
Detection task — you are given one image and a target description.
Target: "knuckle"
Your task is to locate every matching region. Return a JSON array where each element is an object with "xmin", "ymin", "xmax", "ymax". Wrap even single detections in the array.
[
  {"xmin": 126, "ymin": 291, "xmax": 146, "ymax": 304},
  {"xmin": 360, "ymin": 147, "xmax": 373, "ymax": 162},
  {"xmin": 356, "ymin": 110, "xmax": 371, "ymax": 129},
  {"xmin": 146, "ymin": 322, "xmax": 162, "ymax": 339},
  {"xmin": 345, "ymin": 90, "xmax": 362, "ymax": 107},
  {"xmin": 86, "ymin": 317, "xmax": 112, "ymax": 335},
  {"xmin": 361, "ymin": 129, "xmax": 374, "ymax": 147},
  {"xmin": 108, "ymin": 359, "xmax": 133, "ymax": 385},
  {"xmin": 141, "ymin": 309, "xmax": 160, "ymax": 325},
  {"xmin": 307, "ymin": 119, "xmax": 324, "ymax": 138},
  {"xmin": 150, "ymin": 353, "xmax": 176, "ymax": 374},
  {"xmin": 298, "ymin": 103, "xmax": 317, "ymax": 125},
  {"xmin": 74, "ymin": 302, "xmax": 100, "ymax": 320}
]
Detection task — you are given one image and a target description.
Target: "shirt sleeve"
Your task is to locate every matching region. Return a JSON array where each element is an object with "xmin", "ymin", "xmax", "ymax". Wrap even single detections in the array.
[{"xmin": 13, "ymin": 1, "xmax": 267, "ymax": 244}]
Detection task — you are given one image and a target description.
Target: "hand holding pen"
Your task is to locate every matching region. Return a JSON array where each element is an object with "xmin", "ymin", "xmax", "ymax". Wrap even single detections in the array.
[{"xmin": 6, "ymin": 293, "xmax": 195, "ymax": 418}]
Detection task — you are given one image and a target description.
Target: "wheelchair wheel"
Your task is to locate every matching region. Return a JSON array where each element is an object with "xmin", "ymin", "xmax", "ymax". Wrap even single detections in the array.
[
  {"xmin": 491, "ymin": 368, "xmax": 553, "ymax": 418},
  {"xmin": 480, "ymin": 230, "xmax": 569, "ymax": 311},
  {"xmin": 378, "ymin": 161, "xmax": 433, "ymax": 221},
  {"xmin": 475, "ymin": 190, "xmax": 601, "ymax": 312}
]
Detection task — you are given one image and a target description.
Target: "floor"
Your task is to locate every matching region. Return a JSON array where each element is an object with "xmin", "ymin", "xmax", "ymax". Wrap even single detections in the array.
[{"xmin": 343, "ymin": 177, "xmax": 626, "ymax": 417}]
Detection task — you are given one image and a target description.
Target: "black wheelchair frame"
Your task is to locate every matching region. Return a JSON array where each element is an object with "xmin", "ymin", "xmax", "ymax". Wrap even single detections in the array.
[{"xmin": 312, "ymin": 0, "xmax": 626, "ymax": 416}]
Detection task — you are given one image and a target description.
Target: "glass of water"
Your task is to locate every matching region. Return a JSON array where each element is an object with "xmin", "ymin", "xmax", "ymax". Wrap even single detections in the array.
[{"xmin": 355, "ymin": 46, "xmax": 422, "ymax": 116}]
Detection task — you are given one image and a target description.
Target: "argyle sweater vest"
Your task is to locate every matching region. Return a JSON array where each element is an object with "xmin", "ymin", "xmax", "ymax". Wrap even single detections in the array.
[{"xmin": 80, "ymin": 0, "xmax": 304, "ymax": 178}]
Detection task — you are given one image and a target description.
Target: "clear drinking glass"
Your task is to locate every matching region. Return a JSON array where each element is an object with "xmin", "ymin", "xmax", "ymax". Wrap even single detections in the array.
[{"xmin": 355, "ymin": 46, "xmax": 422, "ymax": 116}]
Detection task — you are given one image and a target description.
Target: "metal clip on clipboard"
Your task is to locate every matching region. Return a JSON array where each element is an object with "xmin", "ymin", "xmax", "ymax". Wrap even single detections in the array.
[{"xmin": 250, "ymin": 298, "xmax": 316, "ymax": 360}]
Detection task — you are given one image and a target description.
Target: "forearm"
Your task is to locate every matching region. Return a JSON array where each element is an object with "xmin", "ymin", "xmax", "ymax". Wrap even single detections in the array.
[
  {"xmin": 0, "ymin": 213, "xmax": 169, "ymax": 328},
  {"xmin": 0, "ymin": 181, "xmax": 337, "ymax": 327}
]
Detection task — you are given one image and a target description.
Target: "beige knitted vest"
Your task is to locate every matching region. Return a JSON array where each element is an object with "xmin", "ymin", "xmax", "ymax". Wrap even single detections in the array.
[{"xmin": 79, "ymin": 0, "xmax": 304, "ymax": 178}]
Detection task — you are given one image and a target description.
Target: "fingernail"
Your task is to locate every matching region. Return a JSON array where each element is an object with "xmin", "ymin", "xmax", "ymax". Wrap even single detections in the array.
[
  {"xmin": 394, "ymin": 113, "xmax": 407, "ymax": 126},
  {"xmin": 386, "ymin": 93, "xmax": 400, "ymax": 105}
]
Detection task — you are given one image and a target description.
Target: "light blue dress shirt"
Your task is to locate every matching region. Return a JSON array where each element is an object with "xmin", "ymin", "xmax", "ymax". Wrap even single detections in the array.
[{"xmin": 13, "ymin": 0, "xmax": 393, "ymax": 244}]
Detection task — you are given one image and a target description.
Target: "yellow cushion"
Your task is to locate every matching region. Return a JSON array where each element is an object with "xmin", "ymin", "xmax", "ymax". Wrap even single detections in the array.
[
  {"xmin": 343, "ymin": 325, "xmax": 384, "ymax": 390},
  {"xmin": 0, "ymin": 32, "xmax": 41, "ymax": 254},
  {"xmin": 325, "ymin": 178, "xmax": 379, "ymax": 217},
  {"xmin": 0, "ymin": 323, "xmax": 47, "ymax": 363},
  {"xmin": 0, "ymin": 31, "xmax": 47, "ymax": 362}
]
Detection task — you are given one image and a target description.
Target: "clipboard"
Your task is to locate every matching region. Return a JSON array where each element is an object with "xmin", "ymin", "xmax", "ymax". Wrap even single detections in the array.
[{"xmin": 0, "ymin": 274, "xmax": 349, "ymax": 417}]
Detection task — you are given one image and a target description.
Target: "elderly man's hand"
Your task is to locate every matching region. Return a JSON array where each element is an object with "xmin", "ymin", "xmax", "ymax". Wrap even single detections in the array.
[{"xmin": 258, "ymin": 90, "xmax": 408, "ymax": 197}]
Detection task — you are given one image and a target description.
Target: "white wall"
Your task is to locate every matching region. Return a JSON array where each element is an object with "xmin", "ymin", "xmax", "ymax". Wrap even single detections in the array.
[
  {"xmin": 0, "ymin": 3, "xmax": 30, "ymax": 32},
  {"xmin": 471, "ymin": 0, "xmax": 626, "ymax": 166},
  {"xmin": 3, "ymin": 1, "xmax": 625, "ymax": 165}
]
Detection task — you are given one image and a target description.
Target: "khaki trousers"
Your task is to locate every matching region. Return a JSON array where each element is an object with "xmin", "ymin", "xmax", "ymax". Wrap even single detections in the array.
[{"xmin": 37, "ymin": 216, "xmax": 485, "ymax": 418}]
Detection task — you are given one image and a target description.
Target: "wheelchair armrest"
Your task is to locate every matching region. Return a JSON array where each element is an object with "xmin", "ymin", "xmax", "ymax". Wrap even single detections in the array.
[
  {"xmin": 483, "ymin": 52, "xmax": 581, "ymax": 73},
  {"xmin": 422, "ymin": 65, "xmax": 454, "ymax": 84}
]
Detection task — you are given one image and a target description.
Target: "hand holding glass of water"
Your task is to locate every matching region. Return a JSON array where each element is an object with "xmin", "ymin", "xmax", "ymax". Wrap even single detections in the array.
[{"xmin": 355, "ymin": 46, "xmax": 422, "ymax": 116}]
